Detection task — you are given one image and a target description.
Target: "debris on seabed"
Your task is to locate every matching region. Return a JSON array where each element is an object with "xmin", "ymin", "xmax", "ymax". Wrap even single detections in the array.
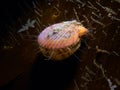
[
  {"xmin": 76, "ymin": 0, "xmax": 86, "ymax": 7},
  {"xmin": 114, "ymin": 0, "xmax": 120, "ymax": 3},
  {"xmin": 114, "ymin": 78, "xmax": 120, "ymax": 85},
  {"xmin": 93, "ymin": 57, "xmax": 118, "ymax": 90},
  {"xmin": 96, "ymin": 45, "xmax": 110, "ymax": 54},
  {"xmin": 34, "ymin": 9, "xmax": 42, "ymax": 17},
  {"xmin": 108, "ymin": 13, "xmax": 120, "ymax": 21},
  {"xmin": 85, "ymin": 66, "xmax": 96, "ymax": 75},
  {"xmin": 81, "ymin": 76, "xmax": 90, "ymax": 82},
  {"xmin": 87, "ymin": 1, "xmax": 99, "ymax": 11},
  {"xmin": 73, "ymin": 8, "xmax": 80, "ymax": 22},
  {"xmin": 3, "ymin": 45, "xmax": 13, "ymax": 50},
  {"xmin": 96, "ymin": 2, "xmax": 117, "ymax": 15},
  {"xmin": 102, "ymin": 30, "xmax": 107, "ymax": 36},
  {"xmin": 74, "ymin": 79, "xmax": 80, "ymax": 90},
  {"xmin": 90, "ymin": 16, "xmax": 105, "ymax": 27},
  {"xmin": 82, "ymin": 15, "xmax": 89, "ymax": 24},
  {"xmin": 104, "ymin": 7, "xmax": 117, "ymax": 15},
  {"xmin": 32, "ymin": 1, "xmax": 37, "ymax": 8},
  {"xmin": 112, "ymin": 51, "xmax": 119, "ymax": 56},
  {"xmin": 93, "ymin": 59, "xmax": 101, "ymax": 68},
  {"xmin": 51, "ymin": 6, "xmax": 60, "ymax": 19},
  {"xmin": 107, "ymin": 78, "xmax": 117, "ymax": 90},
  {"xmin": 92, "ymin": 12, "xmax": 102, "ymax": 19},
  {"xmin": 18, "ymin": 19, "xmax": 36, "ymax": 33}
]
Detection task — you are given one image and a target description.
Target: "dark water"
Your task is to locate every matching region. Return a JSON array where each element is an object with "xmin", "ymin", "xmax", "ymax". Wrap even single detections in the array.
[{"xmin": 0, "ymin": 0, "xmax": 120, "ymax": 90}]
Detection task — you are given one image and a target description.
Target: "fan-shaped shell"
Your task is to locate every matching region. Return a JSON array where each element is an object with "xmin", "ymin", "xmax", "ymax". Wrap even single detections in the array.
[{"xmin": 37, "ymin": 20, "xmax": 88, "ymax": 60}]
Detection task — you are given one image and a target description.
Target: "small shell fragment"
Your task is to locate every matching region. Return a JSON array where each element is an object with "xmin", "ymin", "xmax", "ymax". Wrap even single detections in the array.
[{"xmin": 37, "ymin": 20, "xmax": 88, "ymax": 60}]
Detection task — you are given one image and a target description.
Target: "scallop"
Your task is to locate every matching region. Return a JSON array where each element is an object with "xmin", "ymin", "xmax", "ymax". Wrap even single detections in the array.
[{"xmin": 37, "ymin": 20, "xmax": 88, "ymax": 60}]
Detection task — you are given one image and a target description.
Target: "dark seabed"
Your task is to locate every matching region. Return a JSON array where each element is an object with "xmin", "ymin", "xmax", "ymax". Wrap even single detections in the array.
[{"xmin": 0, "ymin": 0, "xmax": 120, "ymax": 90}]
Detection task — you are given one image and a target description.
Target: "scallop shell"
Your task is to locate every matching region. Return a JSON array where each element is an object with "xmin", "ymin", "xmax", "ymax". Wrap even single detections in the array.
[{"xmin": 37, "ymin": 20, "xmax": 88, "ymax": 60}]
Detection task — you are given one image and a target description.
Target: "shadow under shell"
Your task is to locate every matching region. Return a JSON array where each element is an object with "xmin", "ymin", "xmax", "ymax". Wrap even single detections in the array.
[{"xmin": 31, "ymin": 54, "xmax": 79, "ymax": 90}]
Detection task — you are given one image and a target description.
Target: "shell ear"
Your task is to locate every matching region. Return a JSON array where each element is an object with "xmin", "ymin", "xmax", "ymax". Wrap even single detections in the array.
[{"xmin": 78, "ymin": 26, "xmax": 88, "ymax": 37}]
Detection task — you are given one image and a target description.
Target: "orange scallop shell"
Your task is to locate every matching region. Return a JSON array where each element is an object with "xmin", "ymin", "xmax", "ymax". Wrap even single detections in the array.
[
  {"xmin": 37, "ymin": 20, "xmax": 88, "ymax": 60},
  {"xmin": 38, "ymin": 20, "xmax": 88, "ymax": 49}
]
